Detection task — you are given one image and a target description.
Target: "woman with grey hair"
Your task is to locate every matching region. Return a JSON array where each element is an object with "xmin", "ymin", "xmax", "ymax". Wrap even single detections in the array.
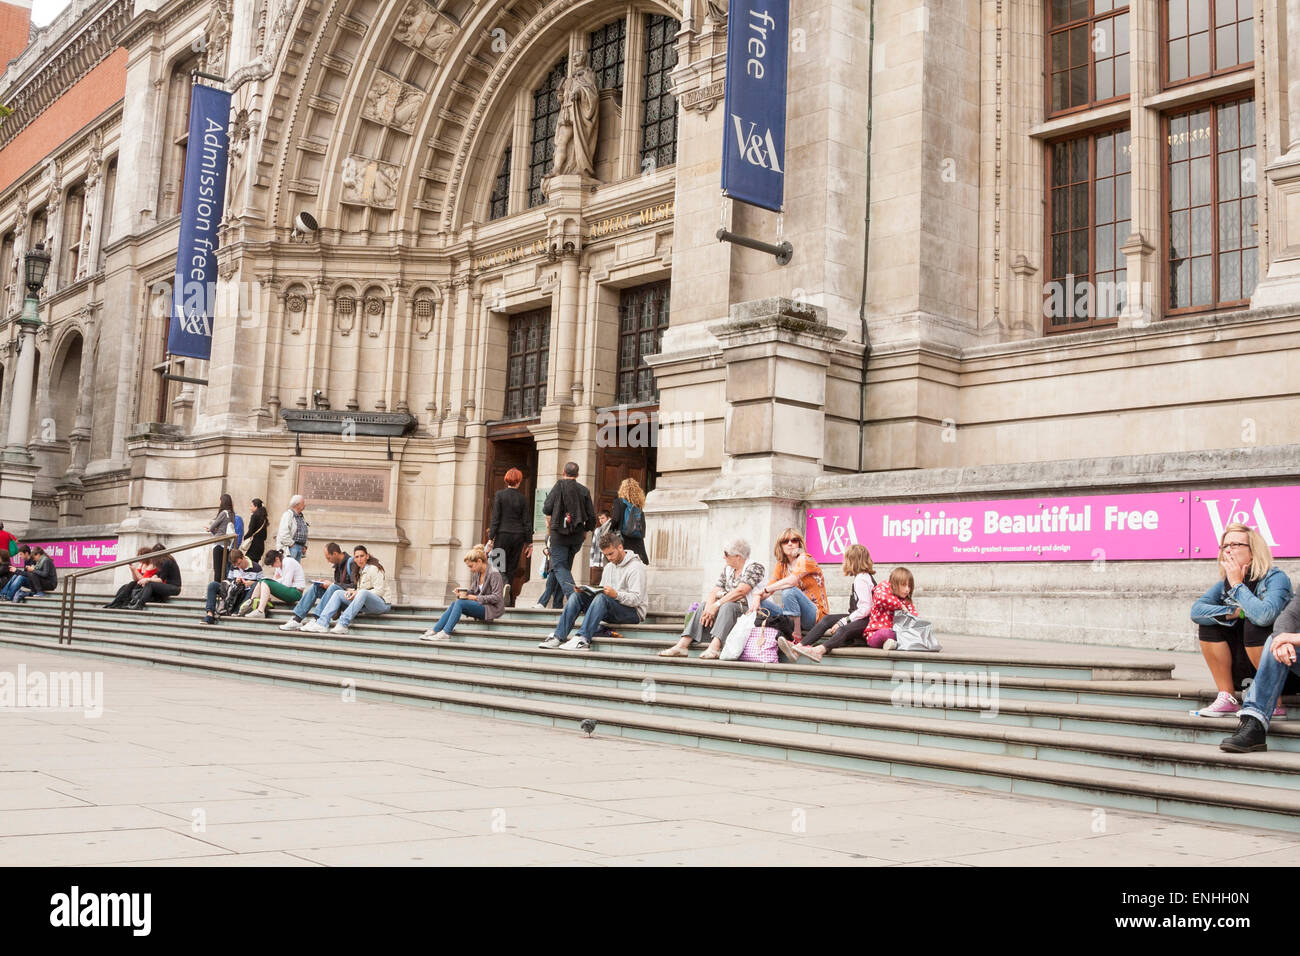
[{"xmin": 658, "ymin": 538, "xmax": 765, "ymax": 659}]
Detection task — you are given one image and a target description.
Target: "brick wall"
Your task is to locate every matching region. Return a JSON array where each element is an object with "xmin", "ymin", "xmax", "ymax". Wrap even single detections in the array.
[{"xmin": 0, "ymin": 46, "xmax": 127, "ymax": 194}]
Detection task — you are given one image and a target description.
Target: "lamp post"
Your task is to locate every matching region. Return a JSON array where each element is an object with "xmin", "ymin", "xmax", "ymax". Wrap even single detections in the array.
[{"xmin": 3, "ymin": 242, "xmax": 52, "ymax": 462}]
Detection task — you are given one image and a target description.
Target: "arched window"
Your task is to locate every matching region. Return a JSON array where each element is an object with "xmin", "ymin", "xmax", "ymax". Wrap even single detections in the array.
[
  {"xmin": 529, "ymin": 59, "xmax": 568, "ymax": 207},
  {"xmin": 640, "ymin": 13, "xmax": 680, "ymax": 171},
  {"xmin": 489, "ymin": 146, "xmax": 511, "ymax": 220}
]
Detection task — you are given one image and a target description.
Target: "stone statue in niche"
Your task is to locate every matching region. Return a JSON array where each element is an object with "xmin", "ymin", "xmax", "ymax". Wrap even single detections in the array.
[
  {"xmin": 550, "ymin": 51, "xmax": 599, "ymax": 181},
  {"xmin": 204, "ymin": 5, "xmax": 231, "ymax": 76},
  {"xmin": 395, "ymin": 2, "xmax": 458, "ymax": 63},
  {"xmin": 361, "ymin": 74, "xmax": 424, "ymax": 133},
  {"xmin": 340, "ymin": 155, "xmax": 364, "ymax": 203}
]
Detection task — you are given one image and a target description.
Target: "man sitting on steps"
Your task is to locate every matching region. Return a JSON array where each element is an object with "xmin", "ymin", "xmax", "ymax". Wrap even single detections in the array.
[
  {"xmin": 279, "ymin": 542, "xmax": 355, "ymax": 631},
  {"xmin": 538, "ymin": 531, "xmax": 646, "ymax": 652},
  {"xmin": 1221, "ymin": 594, "xmax": 1300, "ymax": 753}
]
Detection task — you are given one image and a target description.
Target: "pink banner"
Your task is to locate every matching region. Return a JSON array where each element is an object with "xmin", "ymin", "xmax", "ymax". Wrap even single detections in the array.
[
  {"xmin": 808, "ymin": 486, "xmax": 1300, "ymax": 563},
  {"xmin": 807, "ymin": 493, "xmax": 1193, "ymax": 564},
  {"xmin": 1189, "ymin": 487, "xmax": 1300, "ymax": 559},
  {"xmin": 27, "ymin": 538, "xmax": 119, "ymax": 569}
]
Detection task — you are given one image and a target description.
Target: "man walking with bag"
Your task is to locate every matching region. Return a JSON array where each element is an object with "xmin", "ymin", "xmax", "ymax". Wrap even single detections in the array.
[{"xmin": 541, "ymin": 461, "xmax": 595, "ymax": 600}]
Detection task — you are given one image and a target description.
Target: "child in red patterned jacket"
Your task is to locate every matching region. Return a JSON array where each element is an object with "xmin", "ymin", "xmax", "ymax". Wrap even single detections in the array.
[{"xmin": 864, "ymin": 567, "xmax": 917, "ymax": 650}]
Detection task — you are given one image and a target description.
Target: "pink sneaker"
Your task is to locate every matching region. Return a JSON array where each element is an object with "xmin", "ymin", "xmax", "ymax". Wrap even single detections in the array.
[
  {"xmin": 1273, "ymin": 704, "xmax": 1287, "ymax": 720},
  {"xmin": 1198, "ymin": 692, "xmax": 1240, "ymax": 717}
]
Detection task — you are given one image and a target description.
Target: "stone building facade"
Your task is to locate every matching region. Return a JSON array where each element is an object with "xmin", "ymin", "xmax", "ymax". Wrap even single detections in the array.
[{"xmin": 0, "ymin": 0, "xmax": 1297, "ymax": 646}]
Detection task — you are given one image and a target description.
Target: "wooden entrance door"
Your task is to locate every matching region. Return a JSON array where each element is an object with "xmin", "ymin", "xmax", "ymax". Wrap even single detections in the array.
[
  {"xmin": 482, "ymin": 434, "xmax": 539, "ymax": 600},
  {"xmin": 594, "ymin": 440, "xmax": 654, "ymax": 517}
]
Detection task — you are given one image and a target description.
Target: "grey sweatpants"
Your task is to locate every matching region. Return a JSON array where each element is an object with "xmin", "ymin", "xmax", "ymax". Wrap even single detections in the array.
[{"xmin": 682, "ymin": 600, "xmax": 746, "ymax": 645}]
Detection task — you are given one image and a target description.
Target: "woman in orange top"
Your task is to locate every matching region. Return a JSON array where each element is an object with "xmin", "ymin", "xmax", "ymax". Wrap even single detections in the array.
[{"xmin": 756, "ymin": 528, "xmax": 828, "ymax": 639}]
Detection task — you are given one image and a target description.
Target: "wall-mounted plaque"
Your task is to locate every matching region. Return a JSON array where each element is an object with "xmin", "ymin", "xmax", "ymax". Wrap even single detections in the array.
[{"xmin": 298, "ymin": 466, "xmax": 391, "ymax": 512}]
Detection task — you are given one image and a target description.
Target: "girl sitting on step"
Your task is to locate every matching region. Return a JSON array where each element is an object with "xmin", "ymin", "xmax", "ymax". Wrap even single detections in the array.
[
  {"xmin": 783, "ymin": 544, "xmax": 878, "ymax": 664},
  {"xmin": 420, "ymin": 545, "xmax": 505, "ymax": 642},
  {"xmin": 786, "ymin": 566, "xmax": 918, "ymax": 664}
]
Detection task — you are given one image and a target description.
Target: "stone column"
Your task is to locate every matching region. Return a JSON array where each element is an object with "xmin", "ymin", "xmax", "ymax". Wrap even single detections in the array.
[
  {"xmin": 1253, "ymin": 0, "xmax": 1300, "ymax": 307},
  {"xmin": 1, "ymin": 309, "xmax": 41, "ymax": 533},
  {"xmin": 441, "ymin": 274, "xmax": 473, "ymax": 432},
  {"xmin": 546, "ymin": 175, "xmax": 585, "ymax": 406},
  {"xmin": 651, "ymin": 297, "xmax": 845, "ymax": 609},
  {"xmin": 1120, "ymin": 0, "xmax": 1162, "ymax": 327},
  {"xmin": 68, "ymin": 309, "xmax": 100, "ymax": 477}
]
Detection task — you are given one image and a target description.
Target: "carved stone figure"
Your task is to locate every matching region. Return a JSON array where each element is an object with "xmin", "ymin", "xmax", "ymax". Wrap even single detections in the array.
[
  {"xmin": 340, "ymin": 155, "xmax": 401, "ymax": 208},
  {"xmin": 554, "ymin": 51, "xmax": 599, "ymax": 178},
  {"xmin": 395, "ymin": 1, "xmax": 458, "ymax": 63},
  {"xmin": 204, "ymin": 5, "xmax": 231, "ymax": 76},
  {"xmin": 361, "ymin": 74, "xmax": 424, "ymax": 133}
]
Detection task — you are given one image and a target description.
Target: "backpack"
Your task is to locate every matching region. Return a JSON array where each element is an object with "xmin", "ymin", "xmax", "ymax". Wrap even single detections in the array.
[
  {"xmin": 619, "ymin": 498, "xmax": 645, "ymax": 538},
  {"xmin": 216, "ymin": 580, "xmax": 248, "ymax": 617}
]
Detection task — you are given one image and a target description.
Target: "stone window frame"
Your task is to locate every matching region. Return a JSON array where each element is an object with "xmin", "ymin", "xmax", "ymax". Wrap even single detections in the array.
[
  {"xmin": 503, "ymin": 307, "xmax": 550, "ymax": 420},
  {"xmin": 1043, "ymin": 125, "xmax": 1132, "ymax": 332},
  {"xmin": 1046, "ymin": 0, "xmax": 1132, "ymax": 117},
  {"xmin": 528, "ymin": 57, "xmax": 568, "ymax": 208},
  {"xmin": 639, "ymin": 12, "xmax": 680, "ymax": 171},
  {"xmin": 159, "ymin": 52, "xmax": 202, "ymax": 220},
  {"xmin": 1162, "ymin": 93, "xmax": 1259, "ymax": 316},
  {"xmin": 1161, "ymin": 0, "xmax": 1255, "ymax": 89},
  {"xmin": 489, "ymin": 145, "xmax": 512, "ymax": 220},
  {"xmin": 615, "ymin": 278, "xmax": 671, "ymax": 404}
]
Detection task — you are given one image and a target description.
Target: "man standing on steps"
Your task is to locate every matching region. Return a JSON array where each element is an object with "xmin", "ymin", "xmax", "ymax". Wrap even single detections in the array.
[
  {"xmin": 1221, "ymin": 596, "xmax": 1300, "ymax": 753},
  {"xmin": 277, "ymin": 495, "xmax": 309, "ymax": 562},
  {"xmin": 541, "ymin": 461, "xmax": 596, "ymax": 600}
]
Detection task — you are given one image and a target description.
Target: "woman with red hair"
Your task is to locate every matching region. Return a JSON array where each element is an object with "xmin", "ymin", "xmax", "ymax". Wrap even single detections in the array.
[{"xmin": 485, "ymin": 467, "xmax": 533, "ymax": 606}]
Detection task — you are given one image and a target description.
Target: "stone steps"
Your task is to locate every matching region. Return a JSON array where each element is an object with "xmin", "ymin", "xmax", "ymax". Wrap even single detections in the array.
[{"xmin": 2, "ymin": 601, "xmax": 1298, "ymax": 831}]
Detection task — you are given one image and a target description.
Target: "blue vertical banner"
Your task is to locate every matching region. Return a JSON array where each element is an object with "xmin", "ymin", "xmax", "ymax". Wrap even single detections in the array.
[
  {"xmin": 720, "ymin": 0, "xmax": 789, "ymax": 212},
  {"xmin": 168, "ymin": 82, "xmax": 232, "ymax": 361}
]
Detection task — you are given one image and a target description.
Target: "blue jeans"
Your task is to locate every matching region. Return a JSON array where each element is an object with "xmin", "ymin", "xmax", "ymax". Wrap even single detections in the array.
[
  {"xmin": 205, "ymin": 580, "xmax": 222, "ymax": 613},
  {"xmin": 762, "ymin": 589, "xmax": 819, "ymax": 631},
  {"xmin": 549, "ymin": 541, "xmax": 579, "ymax": 598},
  {"xmin": 1, "ymin": 573, "xmax": 28, "ymax": 600},
  {"xmin": 1241, "ymin": 635, "xmax": 1300, "ymax": 731},
  {"xmin": 294, "ymin": 582, "xmax": 340, "ymax": 621},
  {"xmin": 290, "ymin": 544, "xmax": 306, "ymax": 562},
  {"xmin": 537, "ymin": 573, "xmax": 565, "ymax": 608},
  {"xmin": 316, "ymin": 589, "xmax": 390, "ymax": 628},
  {"xmin": 554, "ymin": 590, "xmax": 642, "ymax": 643},
  {"xmin": 435, "ymin": 598, "xmax": 486, "ymax": 634}
]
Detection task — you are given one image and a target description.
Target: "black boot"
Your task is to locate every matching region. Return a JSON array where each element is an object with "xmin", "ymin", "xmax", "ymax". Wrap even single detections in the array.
[{"xmin": 1220, "ymin": 715, "xmax": 1268, "ymax": 753}]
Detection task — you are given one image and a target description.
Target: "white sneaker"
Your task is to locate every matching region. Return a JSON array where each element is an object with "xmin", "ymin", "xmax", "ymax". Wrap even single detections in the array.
[
  {"xmin": 279, "ymin": 619, "xmax": 302, "ymax": 631},
  {"xmin": 418, "ymin": 629, "xmax": 443, "ymax": 642},
  {"xmin": 300, "ymin": 619, "xmax": 327, "ymax": 633},
  {"xmin": 882, "ymin": 638, "xmax": 898, "ymax": 651},
  {"xmin": 537, "ymin": 636, "xmax": 561, "ymax": 649},
  {"xmin": 559, "ymin": 637, "xmax": 591, "ymax": 651},
  {"xmin": 330, "ymin": 623, "xmax": 350, "ymax": 635}
]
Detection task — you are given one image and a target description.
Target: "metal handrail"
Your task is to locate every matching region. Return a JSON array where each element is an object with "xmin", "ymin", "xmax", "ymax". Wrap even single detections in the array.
[{"xmin": 57, "ymin": 532, "xmax": 237, "ymax": 645}]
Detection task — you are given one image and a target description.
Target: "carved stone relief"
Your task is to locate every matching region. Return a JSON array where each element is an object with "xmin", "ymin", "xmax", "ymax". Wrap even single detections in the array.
[
  {"xmin": 361, "ymin": 73, "xmax": 425, "ymax": 133},
  {"xmin": 340, "ymin": 155, "xmax": 401, "ymax": 208},
  {"xmin": 394, "ymin": 1, "xmax": 458, "ymax": 63}
]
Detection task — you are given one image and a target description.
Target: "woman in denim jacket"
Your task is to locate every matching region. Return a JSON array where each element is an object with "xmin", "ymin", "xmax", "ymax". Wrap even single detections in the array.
[{"xmin": 1191, "ymin": 522, "xmax": 1294, "ymax": 717}]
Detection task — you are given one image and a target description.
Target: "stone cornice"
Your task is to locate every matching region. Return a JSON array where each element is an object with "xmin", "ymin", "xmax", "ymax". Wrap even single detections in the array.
[{"xmin": 0, "ymin": 0, "xmax": 133, "ymax": 151}]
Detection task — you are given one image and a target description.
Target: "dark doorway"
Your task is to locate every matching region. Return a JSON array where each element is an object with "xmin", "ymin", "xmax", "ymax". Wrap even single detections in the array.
[{"xmin": 483, "ymin": 431, "xmax": 539, "ymax": 602}]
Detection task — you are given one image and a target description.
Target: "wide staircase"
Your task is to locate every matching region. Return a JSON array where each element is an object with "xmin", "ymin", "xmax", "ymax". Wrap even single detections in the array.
[{"xmin": 3, "ymin": 596, "xmax": 1299, "ymax": 832}]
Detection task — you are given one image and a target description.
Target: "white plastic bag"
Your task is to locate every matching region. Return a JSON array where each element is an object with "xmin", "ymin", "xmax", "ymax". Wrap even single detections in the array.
[
  {"xmin": 720, "ymin": 611, "xmax": 757, "ymax": 661},
  {"xmin": 893, "ymin": 610, "xmax": 941, "ymax": 652}
]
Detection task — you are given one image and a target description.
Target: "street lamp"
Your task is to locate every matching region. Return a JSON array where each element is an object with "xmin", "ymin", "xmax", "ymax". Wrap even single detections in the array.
[{"xmin": 5, "ymin": 242, "xmax": 51, "ymax": 459}]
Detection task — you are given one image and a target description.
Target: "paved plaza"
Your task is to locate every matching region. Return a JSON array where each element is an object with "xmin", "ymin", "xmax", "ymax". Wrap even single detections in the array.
[{"xmin": 1, "ymin": 649, "xmax": 1297, "ymax": 866}]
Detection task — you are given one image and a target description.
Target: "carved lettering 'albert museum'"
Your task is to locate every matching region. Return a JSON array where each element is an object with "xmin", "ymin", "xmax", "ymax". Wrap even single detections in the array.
[{"xmin": 1, "ymin": 0, "xmax": 1299, "ymax": 642}]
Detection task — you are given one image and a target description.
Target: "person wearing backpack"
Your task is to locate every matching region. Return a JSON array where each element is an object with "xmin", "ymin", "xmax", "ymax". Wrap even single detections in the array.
[
  {"xmin": 541, "ymin": 461, "xmax": 596, "ymax": 599},
  {"xmin": 206, "ymin": 493, "xmax": 239, "ymax": 583},
  {"xmin": 611, "ymin": 478, "xmax": 649, "ymax": 566}
]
